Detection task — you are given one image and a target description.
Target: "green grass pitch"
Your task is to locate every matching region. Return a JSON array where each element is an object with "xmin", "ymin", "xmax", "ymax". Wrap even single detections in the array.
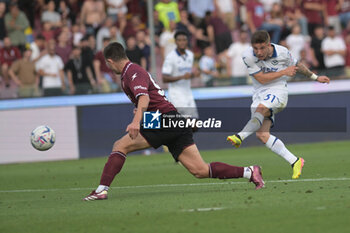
[{"xmin": 1, "ymin": 141, "xmax": 350, "ymax": 233}]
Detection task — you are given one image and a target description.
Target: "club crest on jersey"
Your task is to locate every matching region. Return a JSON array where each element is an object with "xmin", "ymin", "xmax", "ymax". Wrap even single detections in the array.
[{"xmin": 271, "ymin": 60, "xmax": 279, "ymax": 65}]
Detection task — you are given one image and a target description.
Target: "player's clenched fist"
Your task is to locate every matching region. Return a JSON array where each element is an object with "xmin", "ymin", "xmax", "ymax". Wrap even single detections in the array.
[{"xmin": 283, "ymin": 66, "xmax": 298, "ymax": 76}]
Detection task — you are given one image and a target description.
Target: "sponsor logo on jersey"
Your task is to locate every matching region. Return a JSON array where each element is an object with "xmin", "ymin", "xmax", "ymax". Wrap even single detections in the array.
[{"xmin": 134, "ymin": 85, "xmax": 147, "ymax": 91}]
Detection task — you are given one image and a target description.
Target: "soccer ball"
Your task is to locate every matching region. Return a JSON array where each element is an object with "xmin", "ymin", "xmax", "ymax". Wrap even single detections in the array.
[{"xmin": 31, "ymin": 125, "xmax": 56, "ymax": 151}]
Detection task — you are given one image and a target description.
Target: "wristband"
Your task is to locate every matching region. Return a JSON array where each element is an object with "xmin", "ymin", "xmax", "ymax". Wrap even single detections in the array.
[{"xmin": 310, "ymin": 73, "xmax": 318, "ymax": 81}]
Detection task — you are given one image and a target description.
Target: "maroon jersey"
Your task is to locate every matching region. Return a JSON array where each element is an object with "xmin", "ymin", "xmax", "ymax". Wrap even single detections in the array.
[
  {"xmin": 121, "ymin": 61, "xmax": 176, "ymax": 113},
  {"xmin": 0, "ymin": 46, "xmax": 21, "ymax": 66}
]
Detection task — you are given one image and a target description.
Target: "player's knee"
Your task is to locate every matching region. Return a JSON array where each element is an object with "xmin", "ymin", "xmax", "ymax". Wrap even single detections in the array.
[
  {"xmin": 112, "ymin": 139, "xmax": 127, "ymax": 153},
  {"xmin": 256, "ymin": 131, "xmax": 270, "ymax": 143},
  {"xmin": 256, "ymin": 104, "xmax": 270, "ymax": 117}
]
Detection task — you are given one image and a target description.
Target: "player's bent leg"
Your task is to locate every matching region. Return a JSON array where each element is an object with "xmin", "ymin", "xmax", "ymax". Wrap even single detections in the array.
[
  {"xmin": 259, "ymin": 120, "xmax": 304, "ymax": 179},
  {"xmin": 112, "ymin": 133, "xmax": 151, "ymax": 154},
  {"xmin": 227, "ymin": 104, "xmax": 269, "ymax": 147},
  {"xmin": 177, "ymin": 144, "xmax": 210, "ymax": 178},
  {"xmin": 178, "ymin": 144, "xmax": 265, "ymax": 189},
  {"xmin": 83, "ymin": 133, "xmax": 151, "ymax": 201},
  {"xmin": 256, "ymin": 119, "xmax": 272, "ymax": 144}
]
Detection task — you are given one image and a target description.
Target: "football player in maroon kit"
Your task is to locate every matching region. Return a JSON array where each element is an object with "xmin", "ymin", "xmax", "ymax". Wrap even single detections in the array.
[{"xmin": 83, "ymin": 42, "xmax": 265, "ymax": 201}]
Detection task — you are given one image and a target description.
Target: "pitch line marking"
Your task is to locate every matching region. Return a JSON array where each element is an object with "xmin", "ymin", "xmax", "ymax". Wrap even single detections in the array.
[
  {"xmin": 0, "ymin": 177, "xmax": 349, "ymax": 193},
  {"xmin": 182, "ymin": 207, "xmax": 225, "ymax": 212}
]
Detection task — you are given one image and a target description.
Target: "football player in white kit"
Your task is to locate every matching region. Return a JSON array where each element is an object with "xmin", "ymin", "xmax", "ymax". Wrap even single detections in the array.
[
  {"xmin": 162, "ymin": 31, "xmax": 199, "ymax": 119},
  {"xmin": 227, "ymin": 30, "xmax": 330, "ymax": 179}
]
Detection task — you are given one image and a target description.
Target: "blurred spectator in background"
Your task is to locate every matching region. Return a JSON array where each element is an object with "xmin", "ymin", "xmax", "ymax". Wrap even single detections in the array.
[
  {"xmin": 125, "ymin": 36, "xmax": 146, "ymax": 69},
  {"xmin": 188, "ymin": 0, "xmax": 214, "ymax": 27},
  {"xmin": 127, "ymin": 0, "xmax": 147, "ymax": 22},
  {"xmin": 30, "ymin": 34, "xmax": 47, "ymax": 62},
  {"xmin": 72, "ymin": 24, "xmax": 85, "ymax": 46},
  {"xmin": 339, "ymin": 0, "xmax": 350, "ymax": 29},
  {"xmin": 214, "ymin": 0, "xmax": 237, "ymax": 30},
  {"xmin": 345, "ymin": 34, "xmax": 350, "ymax": 78},
  {"xmin": 80, "ymin": 35, "xmax": 96, "ymax": 82},
  {"xmin": 80, "ymin": 0, "xmax": 106, "ymax": 35},
  {"xmin": 36, "ymin": 39, "xmax": 65, "ymax": 96},
  {"xmin": 55, "ymin": 31, "xmax": 72, "ymax": 65},
  {"xmin": 246, "ymin": 0, "xmax": 282, "ymax": 44},
  {"xmin": 159, "ymin": 20, "xmax": 176, "ymax": 59},
  {"xmin": 199, "ymin": 45, "xmax": 219, "ymax": 87},
  {"xmin": 155, "ymin": 0, "xmax": 180, "ymax": 30},
  {"xmin": 123, "ymin": 14, "xmax": 146, "ymax": 39},
  {"xmin": 226, "ymin": 30, "xmax": 249, "ymax": 85},
  {"xmin": 326, "ymin": 0, "xmax": 341, "ymax": 34},
  {"xmin": 310, "ymin": 25, "xmax": 326, "ymax": 75},
  {"xmin": 153, "ymin": 10, "xmax": 164, "ymax": 45},
  {"xmin": 176, "ymin": 9, "xmax": 196, "ymax": 48},
  {"xmin": 41, "ymin": 21, "xmax": 54, "ymax": 41},
  {"xmin": 195, "ymin": 11, "xmax": 211, "ymax": 53},
  {"xmin": 34, "ymin": 0, "xmax": 46, "ymax": 30},
  {"xmin": 9, "ymin": 48, "xmax": 40, "ymax": 98},
  {"xmin": 88, "ymin": 34, "xmax": 96, "ymax": 52},
  {"xmin": 0, "ymin": 1, "xmax": 6, "ymax": 43},
  {"xmin": 41, "ymin": 0, "xmax": 61, "ymax": 29},
  {"xmin": 96, "ymin": 17, "xmax": 115, "ymax": 51},
  {"xmin": 65, "ymin": 46, "xmax": 96, "ymax": 95},
  {"xmin": 282, "ymin": 0, "xmax": 308, "ymax": 36},
  {"xmin": 58, "ymin": 0, "xmax": 73, "ymax": 26},
  {"xmin": 302, "ymin": 0, "xmax": 327, "ymax": 36},
  {"xmin": 0, "ymin": 37, "xmax": 21, "ymax": 88},
  {"xmin": 286, "ymin": 24, "xmax": 307, "ymax": 61},
  {"xmin": 260, "ymin": 0, "xmax": 281, "ymax": 12},
  {"xmin": 5, "ymin": 2, "xmax": 29, "ymax": 52},
  {"xmin": 93, "ymin": 37, "xmax": 118, "ymax": 93},
  {"xmin": 207, "ymin": 11, "xmax": 232, "ymax": 57},
  {"xmin": 136, "ymin": 30, "xmax": 151, "ymax": 70},
  {"xmin": 109, "ymin": 25, "xmax": 126, "ymax": 48},
  {"xmin": 106, "ymin": 0, "xmax": 128, "ymax": 26},
  {"xmin": 321, "ymin": 26, "xmax": 346, "ymax": 78}
]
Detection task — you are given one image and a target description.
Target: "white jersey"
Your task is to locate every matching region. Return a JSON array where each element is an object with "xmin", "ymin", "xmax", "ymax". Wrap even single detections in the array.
[
  {"xmin": 162, "ymin": 49, "xmax": 198, "ymax": 118},
  {"xmin": 162, "ymin": 49, "xmax": 194, "ymax": 97},
  {"xmin": 242, "ymin": 43, "xmax": 297, "ymax": 93}
]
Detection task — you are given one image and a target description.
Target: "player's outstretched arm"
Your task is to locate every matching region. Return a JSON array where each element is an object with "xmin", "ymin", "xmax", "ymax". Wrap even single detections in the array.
[
  {"xmin": 296, "ymin": 62, "xmax": 330, "ymax": 83},
  {"xmin": 253, "ymin": 66, "xmax": 298, "ymax": 84},
  {"xmin": 126, "ymin": 95, "xmax": 150, "ymax": 139}
]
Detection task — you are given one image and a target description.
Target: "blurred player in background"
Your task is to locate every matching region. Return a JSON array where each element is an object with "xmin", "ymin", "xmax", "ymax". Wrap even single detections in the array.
[
  {"xmin": 162, "ymin": 31, "xmax": 199, "ymax": 119},
  {"xmin": 227, "ymin": 30, "xmax": 330, "ymax": 179},
  {"xmin": 83, "ymin": 42, "xmax": 265, "ymax": 201}
]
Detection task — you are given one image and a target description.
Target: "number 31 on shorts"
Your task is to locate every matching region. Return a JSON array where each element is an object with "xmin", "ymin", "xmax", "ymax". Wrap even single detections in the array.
[{"xmin": 264, "ymin": 94, "xmax": 280, "ymax": 103}]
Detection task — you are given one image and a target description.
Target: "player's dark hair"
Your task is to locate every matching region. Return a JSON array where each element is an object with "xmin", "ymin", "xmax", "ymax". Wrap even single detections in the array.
[
  {"xmin": 103, "ymin": 42, "xmax": 128, "ymax": 62},
  {"xmin": 251, "ymin": 30, "xmax": 270, "ymax": 44},
  {"xmin": 174, "ymin": 30, "xmax": 188, "ymax": 40}
]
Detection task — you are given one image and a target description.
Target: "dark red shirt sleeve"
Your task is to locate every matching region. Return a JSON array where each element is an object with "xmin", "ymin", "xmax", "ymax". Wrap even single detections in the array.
[{"xmin": 128, "ymin": 68, "xmax": 150, "ymax": 100}]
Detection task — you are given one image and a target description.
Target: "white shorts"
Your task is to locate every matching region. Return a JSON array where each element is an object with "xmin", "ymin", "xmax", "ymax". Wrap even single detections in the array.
[
  {"xmin": 169, "ymin": 93, "xmax": 199, "ymax": 119},
  {"xmin": 251, "ymin": 88, "xmax": 288, "ymax": 126}
]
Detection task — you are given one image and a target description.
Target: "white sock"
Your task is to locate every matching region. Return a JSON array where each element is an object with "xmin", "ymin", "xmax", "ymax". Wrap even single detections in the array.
[
  {"xmin": 96, "ymin": 185, "xmax": 109, "ymax": 193},
  {"xmin": 265, "ymin": 135, "xmax": 298, "ymax": 165},
  {"xmin": 238, "ymin": 112, "xmax": 264, "ymax": 140},
  {"xmin": 243, "ymin": 166, "xmax": 253, "ymax": 179}
]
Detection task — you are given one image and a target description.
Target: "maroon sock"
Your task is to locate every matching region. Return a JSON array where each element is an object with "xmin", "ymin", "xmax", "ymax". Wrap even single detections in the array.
[
  {"xmin": 100, "ymin": 151, "xmax": 126, "ymax": 186},
  {"xmin": 209, "ymin": 162, "xmax": 244, "ymax": 179}
]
